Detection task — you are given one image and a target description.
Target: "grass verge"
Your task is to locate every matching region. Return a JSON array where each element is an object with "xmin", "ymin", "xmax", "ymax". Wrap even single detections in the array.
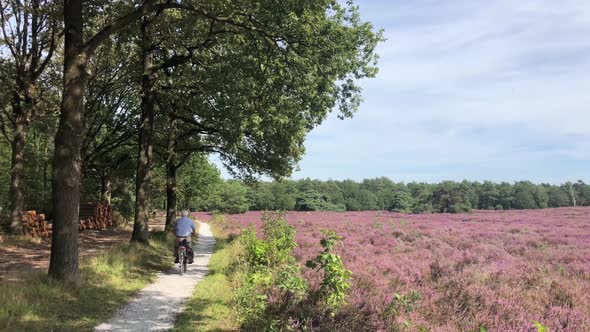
[
  {"xmin": 172, "ymin": 229, "xmax": 241, "ymax": 332},
  {"xmin": 0, "ymin": 230, "xmax": 174, "ymax": 331}
]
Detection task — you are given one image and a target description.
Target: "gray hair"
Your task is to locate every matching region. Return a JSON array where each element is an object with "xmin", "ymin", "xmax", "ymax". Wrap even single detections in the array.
[{"xmin": 181, "ymin": 210, "xmax": 189, "ymax": 217}]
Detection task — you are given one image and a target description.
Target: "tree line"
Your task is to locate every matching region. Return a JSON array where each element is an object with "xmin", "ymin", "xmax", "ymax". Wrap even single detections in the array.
[
  {"xmin": 190, "ymin": 178, "xmax": 590, "ymax": 214},
  {"xmin": 0, "ymin": 0, "xmax": 382, "ymax": 282}
]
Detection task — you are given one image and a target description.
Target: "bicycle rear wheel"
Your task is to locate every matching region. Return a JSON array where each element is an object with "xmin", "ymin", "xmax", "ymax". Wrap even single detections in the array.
[{"xmin": 179, "ymin": 251, "xmax": 184, "ymax": 276}]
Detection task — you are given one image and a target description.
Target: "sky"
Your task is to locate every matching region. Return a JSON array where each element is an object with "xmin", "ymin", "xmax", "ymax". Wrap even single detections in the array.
[
  {"xmin": 286, "ymin": 0, "xmax": 590, "ymax": 184},
  {"xmin": 215, "ymin": 0, "xmax": 590, "ymax": 184}
]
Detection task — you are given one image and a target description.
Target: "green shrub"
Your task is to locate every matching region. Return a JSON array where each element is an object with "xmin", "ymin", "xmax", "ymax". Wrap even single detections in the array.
[
  {"xmin": 232, "ymin": 213, "xmax": 351, "ymax": 330},
  {"xmin": 532, "ymin": 321, "xmax": 550, "ymax": 332},
  {"xmin": 235, "ymin": 213, "xmax": 306, "ymax": 328},
  {"xmin": 306, "ymin": 230, "xmax": 352, "ymax": 309},
  {"xmin": 385, "ymin": 290, "xmax": 422, "ymax": 316}
]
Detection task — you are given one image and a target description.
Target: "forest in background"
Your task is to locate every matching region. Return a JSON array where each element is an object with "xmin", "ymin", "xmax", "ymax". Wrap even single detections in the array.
[
  {"xmin": 2, "ymin": 136, "xmax": 587, "ymax": 217},
  {"xmin": 238, "ymin": 177, "xmax": 590, "ymax": 214}
]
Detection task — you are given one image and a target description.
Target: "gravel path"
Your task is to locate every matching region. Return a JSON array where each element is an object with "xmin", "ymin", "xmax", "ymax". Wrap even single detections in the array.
[{"xmin": 95, "ymin": 222, "xmax": 214, "ymax": 331}]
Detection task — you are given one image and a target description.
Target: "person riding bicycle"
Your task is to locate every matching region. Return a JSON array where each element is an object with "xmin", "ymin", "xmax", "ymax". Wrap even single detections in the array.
[{"xmin": 174, "ymin": 210, "xmax": 196, "ymax": 264}]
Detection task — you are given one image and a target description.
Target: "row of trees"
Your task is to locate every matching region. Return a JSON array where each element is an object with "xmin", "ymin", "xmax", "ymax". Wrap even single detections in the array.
[
  {"xmin": 200, "ymin": 178, "xmax": 590, "ymax": 214},
  {"xmin": 0, "ymin": 0, "xmax": 382, "ymax": 281}
]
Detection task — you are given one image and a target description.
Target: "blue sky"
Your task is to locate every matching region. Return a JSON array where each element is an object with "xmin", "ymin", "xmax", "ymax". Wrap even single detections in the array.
[{"xmin": 289, "ymin": 0, "xmax": 590, "ymax": 184}]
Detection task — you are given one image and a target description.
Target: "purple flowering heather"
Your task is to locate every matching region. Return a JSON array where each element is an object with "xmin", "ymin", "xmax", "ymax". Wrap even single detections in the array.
[{"xmin": 194, "ymin": 208, "xmax": 590, "ymax": 331}]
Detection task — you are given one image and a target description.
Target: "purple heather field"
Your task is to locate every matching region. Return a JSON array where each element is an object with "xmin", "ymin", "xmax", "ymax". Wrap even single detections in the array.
[{"xmin": 194, "ymin": 208, "xmax": 590, "ymax": 331}]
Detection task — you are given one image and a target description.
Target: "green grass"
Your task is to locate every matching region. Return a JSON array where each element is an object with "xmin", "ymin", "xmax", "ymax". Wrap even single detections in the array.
[
  {"xmin": 172, "ymin": 230, "xmax": 241, "ymax": 332},
  {"xmin": 0, "ymin": 230, "xmax": 174, "ymax": 331}
]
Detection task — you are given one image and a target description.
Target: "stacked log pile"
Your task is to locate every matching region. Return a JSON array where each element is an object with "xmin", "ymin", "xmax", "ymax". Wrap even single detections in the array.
[
  {"xmin": 79, "ymin": 202, "xmax": 114, "ymax": 231},
  {"xmin": 21, "ymin": 202, "xmax": 114, "ymax": 238},
  {"xmin": 22, "ymin": 210, "xmax": 52, "ymax": 238}
]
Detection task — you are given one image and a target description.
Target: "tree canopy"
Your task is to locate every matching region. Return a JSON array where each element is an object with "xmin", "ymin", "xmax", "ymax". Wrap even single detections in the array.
[{"xmin": 0, "ymin": 0, "xmax": 383, "ymax": 280}]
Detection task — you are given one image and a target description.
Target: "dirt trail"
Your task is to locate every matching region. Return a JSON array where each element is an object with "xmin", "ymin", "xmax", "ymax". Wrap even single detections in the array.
[{"xmin": 94, "ymin": 222, "xmax": 215, "ymax": 331}]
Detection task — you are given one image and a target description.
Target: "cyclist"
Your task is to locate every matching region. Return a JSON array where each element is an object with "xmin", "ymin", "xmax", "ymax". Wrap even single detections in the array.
[{"xmin": 174, "ymin": 210, "xmax": 196, "ymax": 264}]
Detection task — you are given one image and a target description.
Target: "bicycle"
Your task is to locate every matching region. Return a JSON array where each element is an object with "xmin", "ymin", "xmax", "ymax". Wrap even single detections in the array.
[{"xmin": 178, "ymin": 239, "xmax": 189, "ymax": 275}]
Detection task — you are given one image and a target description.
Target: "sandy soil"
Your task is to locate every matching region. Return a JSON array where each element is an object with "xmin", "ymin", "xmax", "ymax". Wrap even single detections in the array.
[{"xmin": 0, "ymin": 214, "xmax": 167, "ymax": 283}]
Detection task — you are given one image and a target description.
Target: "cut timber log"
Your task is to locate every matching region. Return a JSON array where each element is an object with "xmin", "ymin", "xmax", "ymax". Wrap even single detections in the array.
[
  {"xmin": 21, "ymin": 201, "xmax": 114, "ymax": 238},
  {"xmin": 21, "ymin": 210, "xmax": 50, "ymax": 238},
  {"xmin": 78, "ymin": 201, "xmax": 114, "ymax": 231}
]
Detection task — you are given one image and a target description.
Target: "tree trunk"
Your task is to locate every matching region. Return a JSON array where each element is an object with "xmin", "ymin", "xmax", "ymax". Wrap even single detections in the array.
[
  {"xmin": 9, "ymin": 109, "xmax": 29, "ymax": 234},
  {"xmin": 166, "ymin": 163, "xmax": 177, "ymax": 231},
  {"xmin": 101, "ymin": 175, "xmax": 112, "ymax": 205},
  {"xmin": 131, "ymin": 17, "xmax": 155, "ymax": 243},
  {"xmin": 48, "ymin": 0, "xmax": 86, "ymax": 282},
  {"xmin": 165, "ymin": 115, "xmax": 178, "ymax": 230},
  {"xmin": 43, "ymin": 137, "xmax": 49, "ymax": 211}
]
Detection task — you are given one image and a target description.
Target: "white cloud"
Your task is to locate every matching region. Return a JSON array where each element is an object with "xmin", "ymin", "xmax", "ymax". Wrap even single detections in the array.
[{"xmin": 293, "ymin": 0, "xmax": 590, "ymax": 182}]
